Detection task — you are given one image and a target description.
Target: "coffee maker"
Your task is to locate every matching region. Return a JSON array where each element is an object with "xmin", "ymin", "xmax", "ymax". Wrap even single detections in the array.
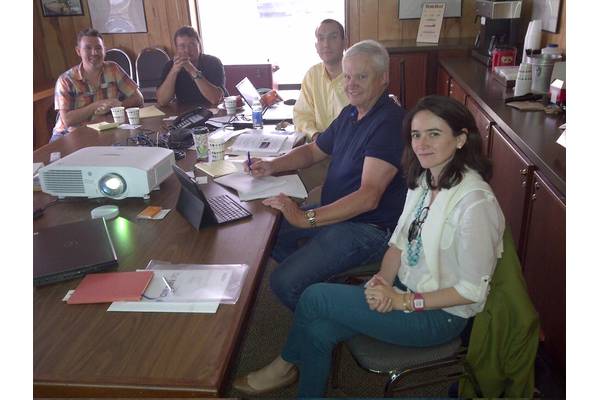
[{"xmin": 472, "ymin": 0, "xmax": 522, "ymax": 66}]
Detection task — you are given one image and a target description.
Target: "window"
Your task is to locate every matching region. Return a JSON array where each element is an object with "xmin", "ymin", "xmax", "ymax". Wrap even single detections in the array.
[{"xmin": 196, "ymin": 0, "xmax": 345, "ymax": 85}]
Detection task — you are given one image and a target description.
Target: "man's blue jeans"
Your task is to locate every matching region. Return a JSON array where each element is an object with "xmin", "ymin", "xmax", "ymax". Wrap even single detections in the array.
[
  {"xmin": 281, "ymin": 283, "xmax": 468, "ymax": 397},
  {"xmin": 270, "ymin": 215, "xmax": 391, "ymax": 311}
]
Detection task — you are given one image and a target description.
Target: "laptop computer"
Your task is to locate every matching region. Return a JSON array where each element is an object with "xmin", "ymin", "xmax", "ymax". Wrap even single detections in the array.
[
  {"xmin": 235, "ymin": 77, "xmax": 287, "ymax": 121},
  {"xmin": 34, "ymin": 218, "xmax": 118, "ymax": 286},
  {"xmin": 172, "ymin": 165, "xmax": 252, "ymax": 229}
]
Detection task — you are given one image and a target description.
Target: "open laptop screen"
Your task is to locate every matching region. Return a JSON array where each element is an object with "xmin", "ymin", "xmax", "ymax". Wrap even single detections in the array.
[{"xmin": 235, "ymin": 77, "xmax": 261, "ymax": 108}]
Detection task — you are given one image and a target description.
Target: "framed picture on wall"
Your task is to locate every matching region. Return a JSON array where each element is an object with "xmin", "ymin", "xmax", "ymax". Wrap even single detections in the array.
[
  {"xmin": 41, "ymin": 0, "xmax": 84, "ymax": 17},
  {"xmin": 89, "ymin": 0, "xmax": 148, "ymax": 34}
]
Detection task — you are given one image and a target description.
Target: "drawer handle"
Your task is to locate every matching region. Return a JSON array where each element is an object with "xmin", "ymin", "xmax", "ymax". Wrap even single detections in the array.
[{"xmin": 520, "ymin": 168, "xmax": 528, "ymax": 176}]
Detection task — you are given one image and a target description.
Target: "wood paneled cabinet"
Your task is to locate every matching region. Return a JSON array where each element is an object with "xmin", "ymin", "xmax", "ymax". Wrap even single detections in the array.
[
  {"xmin": 466, "ymin": 97, "xmax": 493, "ymax": 156},
  {"xmin": 436, "ymin": 66, "xmax": 467, "ymax": 104},
  {"xmin": 521, "ymin": 173, "xmax": 566, "ymax": 370},
  {"xmin": 436, "ymin": 66, "xmax": 450, "ymax": 97},
  {"xmin": 488, "ymin": 125, "xmax": 534, "ymax": 257},
  {"xmin": 388, "ymin": 53, "xmax": 428, "ymax": 110}
]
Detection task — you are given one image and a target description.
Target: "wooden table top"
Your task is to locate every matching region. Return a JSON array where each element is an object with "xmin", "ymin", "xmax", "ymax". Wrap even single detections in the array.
[{"xmin": 33, "ymin": 103, "xmax": 280, "ymax": 397}]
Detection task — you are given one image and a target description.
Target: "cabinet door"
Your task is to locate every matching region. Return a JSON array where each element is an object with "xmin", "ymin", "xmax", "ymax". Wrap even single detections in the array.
[
  {"xmin": 449, "ymin": 78, "xmax": 467, "ymax": 104},
  {"xmin": 488, "ymin": 126, "xmax": 534, "ymax": 255},
  {"xmin": 389, "ymin": 53, "xmax": 428, "ymax": 110},
  {"xmin": 466, "ymin": 97, "xmax": 493, "ymax": 156},
  {"xmin": 521, "ymin": 172, "xmax": 566, "ymax": 371},
  {"xmin": 436, "ymin": 66, "xmax": 450, "ymax": 96}
]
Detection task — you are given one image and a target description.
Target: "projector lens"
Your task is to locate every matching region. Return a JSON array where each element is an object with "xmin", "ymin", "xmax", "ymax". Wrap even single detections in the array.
[{"xmin": 99, "ymin": 173, "xmax": 127, "ymax": 198}]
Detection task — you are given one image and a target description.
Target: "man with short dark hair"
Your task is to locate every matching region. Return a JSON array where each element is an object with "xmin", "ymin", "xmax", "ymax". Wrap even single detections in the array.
[
  {"xmin": 52, "ymin": 28, "xmax": 143, "ymax": 142},
  {"xmin": 293, "ymin": 19, "xmax": 348, "ymax": 142},
  {"xmin": 156, "ymin": 26, "xmax": 226, "ymax": 106}
]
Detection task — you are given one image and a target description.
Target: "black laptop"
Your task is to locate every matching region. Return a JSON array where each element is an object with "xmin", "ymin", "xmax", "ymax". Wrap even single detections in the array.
[
  {"xmin": 33, "ymin": 218, "xmax": 118, "ymax": 286},
  {"xmin": 173, "ymin": 165, "xmax": 252, "ymax": 229}
]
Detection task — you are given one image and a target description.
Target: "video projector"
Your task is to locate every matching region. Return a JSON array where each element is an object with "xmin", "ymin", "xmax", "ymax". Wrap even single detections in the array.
[{"xmin": 39, "ymin": 146, "xmax": 175, "ymax": 199}]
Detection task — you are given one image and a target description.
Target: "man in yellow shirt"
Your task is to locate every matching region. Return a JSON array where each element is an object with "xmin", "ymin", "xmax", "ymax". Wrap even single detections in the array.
[{"xmin": 294, "ymin": 19, "xmax": 349, "ymax": 190}]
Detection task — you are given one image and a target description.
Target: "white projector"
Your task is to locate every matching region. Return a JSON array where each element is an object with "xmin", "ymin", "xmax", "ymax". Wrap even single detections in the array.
[{"xmin": 39, "ymin": 146, "xmax": 175, "ymax": 199}]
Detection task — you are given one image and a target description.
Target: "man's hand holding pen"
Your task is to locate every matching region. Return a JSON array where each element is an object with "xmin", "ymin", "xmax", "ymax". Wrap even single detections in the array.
[{"xmin": 243, "ymin": 157, "xmax": 274, "ymax": 177}]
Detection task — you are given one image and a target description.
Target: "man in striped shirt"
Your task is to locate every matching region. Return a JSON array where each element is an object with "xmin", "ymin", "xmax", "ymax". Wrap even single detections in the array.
[{"xmin": 51, "ymin": 28, "xmax": 143, "ymax": 142}]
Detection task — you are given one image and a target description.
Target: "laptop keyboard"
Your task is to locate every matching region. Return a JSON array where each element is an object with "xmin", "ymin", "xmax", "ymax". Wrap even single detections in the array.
[{"xmin": 207, "ymin": 194, "xmax": 252, "ymax": 223}]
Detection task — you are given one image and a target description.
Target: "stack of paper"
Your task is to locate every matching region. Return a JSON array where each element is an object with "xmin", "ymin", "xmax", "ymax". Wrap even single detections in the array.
[
  {"xmin": 214, "ymin": 173, "xmax": 307, "ymax": 201},
  {"xmin": 139, "ymin": 105, "xmax": 166, "ymax": 119},
  {"xmin": 195, "ymin": 160, "xmax": 241, "ymax": 177},
  {"xmin": 87, "ymin": 121, "xmax": 118, "ymax": 131},
  {"xmin": 231, "ymin": 132, "xmax": 288, "ymax": 155}
]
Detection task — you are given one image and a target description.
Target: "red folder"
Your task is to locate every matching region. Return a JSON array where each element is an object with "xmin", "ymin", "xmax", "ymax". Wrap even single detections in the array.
[{"xmin": 67, "ymin": 271, "xmax": 153, "ymax": 304}]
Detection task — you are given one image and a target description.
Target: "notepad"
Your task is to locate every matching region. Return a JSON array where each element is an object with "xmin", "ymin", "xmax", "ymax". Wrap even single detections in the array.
[
  {"xmin": 139, "ymin": 105, "xmax": 166, "ymax": 119},
  {"xmin": 67, "ymin": 271, "xmax": 153, "ymax": 304},
  {"xmin": 87, "ymin": 121, "xmax": 119, "ymax": 131},
  {"xmin": 195, "ymin": 160, "xmax": 240, "ymax": 178}
]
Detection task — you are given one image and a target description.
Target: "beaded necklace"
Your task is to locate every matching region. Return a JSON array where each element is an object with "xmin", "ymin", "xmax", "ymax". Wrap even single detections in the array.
[{"xmin": 406, "ymin": 189, "xmax": 430, "ymax": 267}]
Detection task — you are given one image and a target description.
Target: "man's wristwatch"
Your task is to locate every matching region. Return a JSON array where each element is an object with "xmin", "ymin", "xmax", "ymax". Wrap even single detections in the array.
[
  {"xmin": 412, "ymin": 293, "xmax": 425, "ymax": 312},
  {"xmin": 193, "ymin": 70, "xmax": 204, "ymax": 80},
  {"xmin": 304, "ymin": 209, "xmax": 317, "ymax": 227}
]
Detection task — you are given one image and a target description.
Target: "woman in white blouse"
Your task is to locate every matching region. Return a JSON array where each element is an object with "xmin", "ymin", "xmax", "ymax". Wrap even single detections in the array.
[{"xmin": 233, "ymin": 95, "xmax": 505, "ymax": 397}]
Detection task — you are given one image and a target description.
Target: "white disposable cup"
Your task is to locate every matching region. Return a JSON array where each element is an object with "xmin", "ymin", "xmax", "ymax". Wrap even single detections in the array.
[
  {"xmin": 126, "ymin": 107, "xmax": 140, "ymax": 125},
  {"xmin": 111, "ymin": 106, "xmax": 126, "ymax": 124},
  {"xmin": 224, "ymin": 96, "xmax": 238, "ymax": 115},
  {"xmin": 208, "ymin": 136, "xmax": 225, "ymax": 161}
]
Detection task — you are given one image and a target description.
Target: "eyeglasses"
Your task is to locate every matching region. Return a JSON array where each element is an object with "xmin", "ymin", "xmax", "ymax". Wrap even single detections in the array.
[{"xmin": 408, "ymin": 206, "xmax": 430, "ymax": 242}]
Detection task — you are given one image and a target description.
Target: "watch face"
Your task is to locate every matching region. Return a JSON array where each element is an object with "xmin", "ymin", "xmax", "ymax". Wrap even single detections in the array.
[
  {"xmin": 414, "ymin": 299, "xmax": 425, "ymax": 308},
  {"xmin": 305, "ymin": 210, "xmax": 316, "ymax": 218}
]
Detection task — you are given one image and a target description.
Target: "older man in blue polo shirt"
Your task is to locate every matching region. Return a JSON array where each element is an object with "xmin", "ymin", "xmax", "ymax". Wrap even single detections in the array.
[{"xmin": 246, "ymin": 40, "xmax": 407, "ymax": 311}]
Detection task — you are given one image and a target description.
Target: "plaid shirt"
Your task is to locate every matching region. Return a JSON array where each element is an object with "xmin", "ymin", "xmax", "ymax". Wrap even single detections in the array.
[{"xmin": 53, "ymin": 61, "xmax": 139, "ymax": 135}]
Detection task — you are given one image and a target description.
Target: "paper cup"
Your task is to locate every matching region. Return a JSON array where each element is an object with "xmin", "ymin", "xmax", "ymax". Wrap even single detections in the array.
[
  {"xmin": 126, "ymin": 107, "xmax": 140, "ymax": 125},
  {"xmin": 192, "ymin": 127, "xmax": 210, "ymax": 160},
  {"xmin": 224, "ymin": 96, "xmax": 238, "ymax": 115},
  {"xmin": 111, "ymin": 106, "xmax": 126, "ymax": 124},
  {"xmin": 208, "ymin": 136, "xmax": 225, "ymax": 161}
]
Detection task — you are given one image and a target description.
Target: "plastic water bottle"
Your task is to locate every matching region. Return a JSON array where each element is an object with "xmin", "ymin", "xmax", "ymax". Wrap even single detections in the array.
[{"xmin": 252, "ymin": 100, "xmax": 263, "ymax": 129}]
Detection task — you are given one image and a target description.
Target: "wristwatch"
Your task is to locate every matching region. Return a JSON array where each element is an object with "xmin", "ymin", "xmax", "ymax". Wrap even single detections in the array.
[
  {"xmin": 412, "ymin": 293, "xmax": 425, "ymax": 312},
  {"xmin": 304, "ymin": 209, "xmax": 317, "ymax": 227},
  {"xmin": 193, "ymin": 70, "xmax": 204, "ymax": 80}
]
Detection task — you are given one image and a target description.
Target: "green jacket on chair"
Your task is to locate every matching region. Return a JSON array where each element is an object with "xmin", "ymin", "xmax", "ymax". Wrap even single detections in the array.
[{"xmin": 460, "ymin": 229, "xmax": 540, "ymax": 398}]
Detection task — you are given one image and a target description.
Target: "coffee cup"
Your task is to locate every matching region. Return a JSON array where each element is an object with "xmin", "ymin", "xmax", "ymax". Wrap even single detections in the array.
[
  {"xmin": 208, "ymin": 136, "xmax": 225, "ymax": 161},
  {"xmin": 111, "ymin": 106, "xmax": 126, "ymax": 124},
  {"xmin": 224, "ymin": 96, "xmax": 239, "ymax": 115},
  {"xmin": 125, "ymin": 107, "xmax": 140, "ymax": 125}
]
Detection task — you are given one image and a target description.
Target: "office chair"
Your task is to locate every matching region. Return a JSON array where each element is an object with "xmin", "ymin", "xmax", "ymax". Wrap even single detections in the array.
[
  {"xmin": 106, "ymin": 48, "xmax": 134, "ymax": 81},
  {"xmin": 331, "ymin": 229, "xmax": 538, "ymax": 397},
  {"xmin": 135, "ymin": 47, "xmax": 170, "ymax": 102}
]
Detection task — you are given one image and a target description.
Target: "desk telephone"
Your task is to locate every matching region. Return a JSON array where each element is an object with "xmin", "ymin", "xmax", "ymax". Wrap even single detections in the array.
[{"xmin": 172, "ymin": 107, "xmax": 213, "ymax": 130}]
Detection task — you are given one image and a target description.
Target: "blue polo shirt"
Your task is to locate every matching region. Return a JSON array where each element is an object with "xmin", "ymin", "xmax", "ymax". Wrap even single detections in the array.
[{"xmin": 315, "ymin": 92, "xmax": 407, "ymax": 230}]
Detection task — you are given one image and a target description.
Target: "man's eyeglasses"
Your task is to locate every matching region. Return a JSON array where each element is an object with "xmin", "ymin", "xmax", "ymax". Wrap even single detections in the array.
[{"xmin": 408, "ymin": 206, "xmax": 430, "ymax": 242}]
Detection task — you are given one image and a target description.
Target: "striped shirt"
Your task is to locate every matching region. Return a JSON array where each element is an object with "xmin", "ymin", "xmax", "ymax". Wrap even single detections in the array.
[{"xmin": 53, "ymin": 61, "xmax": 139, "ymax": 135}]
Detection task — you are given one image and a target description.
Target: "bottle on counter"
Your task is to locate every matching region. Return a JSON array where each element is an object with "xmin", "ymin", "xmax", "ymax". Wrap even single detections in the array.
[{"xmin": 252, "ymin": 100, "xmax": 263, "ymax": 129}]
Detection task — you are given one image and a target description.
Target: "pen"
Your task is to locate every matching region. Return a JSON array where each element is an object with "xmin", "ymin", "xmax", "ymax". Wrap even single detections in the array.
[
  {"xmin": 247, "ymin": 151, "xmax": 252, "ymax": 172},
  {"xmin": 162, "ymin": 276, "xmax": 173, "ymax": 292}
]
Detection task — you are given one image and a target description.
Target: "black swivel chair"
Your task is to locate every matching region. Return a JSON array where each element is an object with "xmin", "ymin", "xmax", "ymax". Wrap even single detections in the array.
[
  {"xmin": 135, "ymin": 47, "xmax": 170, "ymax": 102},
  {"xmin": 105, "ymin": 48, "xmax": 135, "ymax": 82}
]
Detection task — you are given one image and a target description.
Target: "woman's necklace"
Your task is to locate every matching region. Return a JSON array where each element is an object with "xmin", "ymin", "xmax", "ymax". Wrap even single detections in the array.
[{"xmin": 406, "ymin": 188, "xmax": 430, "ymax": 267}]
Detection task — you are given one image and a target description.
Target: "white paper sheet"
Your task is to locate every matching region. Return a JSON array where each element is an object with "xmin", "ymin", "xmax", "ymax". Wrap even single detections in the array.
[
  {"xmin": 214, "ymin": 173, "xmax": 287, "ymax": 196},
  {"xmin": 237, "ymin": 174, "xmax": 308, "ymax": 201},
  {"xmin": 107, "ymin": 301, "xmax": 219, "ymax": 313}
]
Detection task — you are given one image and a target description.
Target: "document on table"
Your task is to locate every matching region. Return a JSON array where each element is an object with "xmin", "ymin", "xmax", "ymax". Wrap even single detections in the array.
[
  {"xmin": 107, "ymin": 269, "xmax": 233, "ymax": 313},
  {"xmin": 139, "ymin": 105, "xmax": 166, "ymax": 119},
  {"xmin": 231, "ymin": 132, "xmax": 288, "ymax": 155},
  {"xmin": 214, "ymin": 173, "xmax": 307, "ymax": 201},
  {"xmin": 195, "ymin": 160, "xmax": 242, "ymax": 177}
]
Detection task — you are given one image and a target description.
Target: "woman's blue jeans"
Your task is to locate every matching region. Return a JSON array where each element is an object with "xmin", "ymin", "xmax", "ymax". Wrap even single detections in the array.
[
  {"xmin": 270, "ymin": 215, "xmax": 391, "ymax": 311},
  {"xmin": 281, "ymin": 283, "xmax": 468, "ymax": 397}
]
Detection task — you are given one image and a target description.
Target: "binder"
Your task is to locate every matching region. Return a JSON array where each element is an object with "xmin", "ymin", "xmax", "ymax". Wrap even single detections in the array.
[{"xmin": 67, "ymin": 271, "xmax": 153, "ymax": 304}]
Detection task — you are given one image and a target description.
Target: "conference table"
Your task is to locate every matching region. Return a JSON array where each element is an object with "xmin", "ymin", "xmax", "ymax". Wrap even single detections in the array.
[{"xmin": 33, "ymin": 102, "xmax": 286, "ymax": 397}]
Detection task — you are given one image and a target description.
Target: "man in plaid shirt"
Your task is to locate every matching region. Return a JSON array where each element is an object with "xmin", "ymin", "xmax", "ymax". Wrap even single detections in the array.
[{"xmin": 51, "ymin": 28, "xmax": 143, "ymax": 142}]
